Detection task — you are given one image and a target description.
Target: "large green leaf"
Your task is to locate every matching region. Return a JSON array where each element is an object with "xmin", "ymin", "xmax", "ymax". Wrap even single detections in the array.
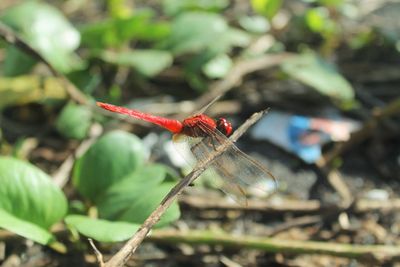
[
  {"xmin": 71, "ymin": 165, "xmax": 180, "ymax": 241},
  {"xmin": 0, "ymin": 157, "xmax": 67, "ymax": 229},
  {"xmin": 0, "ymin": 157, "xmax": 67, "ymax": 243},
  {"xmin": 65, "ymin": 215, "xmax": 140, "ymax": 243},
  {"xmin": 56, "ymin": 102, "xmax": 92, "ymax": 140},
  {"xmin": 101, "ymin": 182, "xmax": 180, "ymax": 228},
  {"xmin": 80, "ymin": 11, "xmax": 170, "ymax": 49},
  {"xmin": 97, "ymin": 164, "xmax": 169, "ymax": 220},
  {"xmin": 281, "ymin": 52, "xmax": 354, "ymax": 101},
  {"xmin": 100, "ymin": 49, "xmax": 173, "ymax": 77},
  {"xmin": 0, "ymin": 1, "xmax": 82, "ymax": 73},
  {"xmin": 0, "ymin": 209, "xmax": 54, "ymax": 245},
  {"xmin": 73, "ymin": 131, "xmax": 146, "ymax": 203}
]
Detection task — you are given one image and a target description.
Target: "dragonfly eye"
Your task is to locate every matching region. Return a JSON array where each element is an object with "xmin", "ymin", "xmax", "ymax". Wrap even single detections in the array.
[{"xmin": 216, "ymin": 118, "xmax": 233, "ymax": 136}]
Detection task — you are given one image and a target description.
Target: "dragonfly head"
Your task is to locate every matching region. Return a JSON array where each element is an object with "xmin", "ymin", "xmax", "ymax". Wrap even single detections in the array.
[{"xmin": 216, "ymin": 118, "xmax": 233, "ymax": 136}]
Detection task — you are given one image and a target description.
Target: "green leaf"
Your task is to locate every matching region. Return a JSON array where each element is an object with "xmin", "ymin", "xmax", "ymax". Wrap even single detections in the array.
[
  {"xmin": 67, "ymin": 69, "xmax": 101, "ymax": 95},
  {"xmin": 238, "ymin": 15, "xmax": 270, "ymax": 33},
  {"xmin": 80, "ymin": 11, "xmax": 170, "ymax": 49},
  {"xmin": 163, "ymin": 11, "xmax": 250, "ymax": 57},
  {"xmin": 0, "ymin": 156, "xmax": 67, "ymax": 243},
  {"xmin": 100, "ymin": 50, "xmax": 173, "ymax": 77},
  {"xmin": 202, "ymin": 54, "xmax": 232, "ymax": 78},
  {"xmin": 65, "ymin": 215, "xmax": 140, "ymax": 243},
  {"xmin": 215, "ymin": 28, "xmax": 251, "ymax": 52},
  {"xmin": 281, "ymin": 52, "xmax": 354, "ymax": 101},
  {"xmin": 0, "ymin": 75, "xmax": 67, "ymax": 109},
  {"xmin": 73, "ymin": 130, "xmax": 146, "ymax": 203},
  {"xmin": 305, "ymin": 7, "xmax": 336, "ymax": 35},
  {"xmin": 56, "ymin": 102, "xmax": 92, "ymax": 140},
  {"xmin": 305, "ymin": 7, "xmax": 327, "ymax": 33},
  {"xmin": 112, "ymin": 182, "xmax": 180, "ymax": 227},
  {"xmin": 0, "ymin": 209, "xmax": 54, "ymax": 245},
  {"xmin": 251, "ymin": 0, "xmax": 283, "ymax": 19},
  {"xmin": 3, "ymin": 46, "xmax": 37, "ymax": 76},
  {"xmin": 97, "ymin": 164, "xmax": 169, "ymax": 220},
  {"xmin": 162, "ymin": 0, "xmax": 229, "ymax": 16},
  {"xmin": 0, "ymin": 157, "xmax": 67, "ymax": 229},
  {"xmin": 0, "ymin": 1, "xmax": 82, "ymax": 73},
  {"xmin": 107, "ymin": 0, "xmax": 133, "ymax": 18},
  {"xmin": 164, "ymin": 12, "xmax": 228, "ymax": 55}
]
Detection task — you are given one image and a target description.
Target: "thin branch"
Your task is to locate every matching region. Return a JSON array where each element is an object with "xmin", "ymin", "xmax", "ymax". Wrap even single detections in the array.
[
  {"xmin": 324, "ymin": 169, "xmax": 353, "ymax": 209},
  {"xmin": 179, "ymin": 195, "xmax": 326, "ymax": 213},
  {"xmin": 317, "ymin": 97, "xmax": 400, "ymax": 167},
  {"xmin": 88, "ymin": 238, "xmax": 105, "ymax": 267},
  {"xmin": 179, "ymin": 195, "xmax": 400, "ymax": 214},
  {"xmin": 0, "ymin": 21, "xmax": 88, "ymax": 105},
  {"xmin": 148, "ymin": 229, "xmax": 400, "ymax": 264},
  {"xmin": 267, "ymin": 215, "xmax": 322, "ymax": 236},
  {"xmin": 52, "ymin": 123, "xmax": 103, "ymax": 188},
  {"xmin": 104, "ymin": 110, "xmax": 268, "ymax": 267},
  {"xmin": 194, "ymin": 53, "xmax": 294, "ymax": 111}
]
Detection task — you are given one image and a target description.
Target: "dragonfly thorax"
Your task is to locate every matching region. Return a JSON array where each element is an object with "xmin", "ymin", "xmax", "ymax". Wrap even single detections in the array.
[
  {"xmin": 181, "ymin": 114, "xmax": 217, "ymax": 137},
  {"xmin": 181, "ymin": 114, "xmax": 232, "ymax": 137}
]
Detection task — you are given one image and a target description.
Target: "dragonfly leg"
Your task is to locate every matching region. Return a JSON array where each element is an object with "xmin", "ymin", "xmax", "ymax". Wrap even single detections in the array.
[{"xmin": 207, "ymin": 136, "xmax": 220, "ymax": 151}]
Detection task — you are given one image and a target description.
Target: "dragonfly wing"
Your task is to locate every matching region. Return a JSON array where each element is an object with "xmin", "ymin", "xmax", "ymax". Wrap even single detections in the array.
[
  {"xmin": 172, "ymin": 133, "xmax": 202, "ymax": 168},
  {"xmin": 173, "ymin": 133, "xmax": 246, "ymax": 204},
  {"xmin": 194, "ymin": 94, "xmax": 222, "ymax": 116},
  {"xmin": 173, "ymin": 119, "xmax": 277, "ymax": 206},
  {"xmin": 190, "ymin": 126, "xmax": 277, "ymax": 205},
  {"xmin": 209, "ymin": 144, "xmax": 277, "ymax": 195}
]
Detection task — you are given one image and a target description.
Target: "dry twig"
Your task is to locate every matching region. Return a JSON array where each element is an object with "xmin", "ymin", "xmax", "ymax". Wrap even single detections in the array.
[
  {"xmin": 194, "ymin": 53, "xmax": 293, "ymax": 111},
  {"xmin": 88, "ymin": 238, "xmax": 105, "ymax": 267},
  {"xmin": 148, "ymin": 229, "xmax": 400, "ymax": 264},
  {"xmin": 179, "ymin": 195, "xmax": 400, "ymax": 214},
  {"xmin": 52, "ymin": 124, "xmax": 103, "ymax": 188}
]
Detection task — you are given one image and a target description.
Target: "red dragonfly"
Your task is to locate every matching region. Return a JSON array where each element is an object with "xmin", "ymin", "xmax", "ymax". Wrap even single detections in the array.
[{"xmin": 97, "ymin": 101, "xmax": 277, "ymax": 205}]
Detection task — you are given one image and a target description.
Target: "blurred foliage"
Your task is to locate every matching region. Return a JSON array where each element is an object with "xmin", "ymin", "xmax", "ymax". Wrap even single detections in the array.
[
  {"xmin": 0, "ymin": 75, "xmax": 66, "ymax": 108},
  {"xmin": 1, "ymin": 1, "xmax": 83, "ymax": 73},
  {"xmin": 251, "ymin": 0, "xmax": 283, "ymax": 19},
  {"xmin": 55, "ymin": 102, "xmax": 92, "ymax": 140},
  {"xmin": 0, "ymin": 0, "xmax": 398, "ymax": 245}
]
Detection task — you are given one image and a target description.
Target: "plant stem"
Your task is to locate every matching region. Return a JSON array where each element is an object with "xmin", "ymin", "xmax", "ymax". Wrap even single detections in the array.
[{"xmin": 149, "ymin": 229, "xmax": 400, "ymax": 264}]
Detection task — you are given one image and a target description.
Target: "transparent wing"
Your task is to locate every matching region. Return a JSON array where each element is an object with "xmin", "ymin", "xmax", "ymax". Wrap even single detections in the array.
[
  {"xmin": 173, "ymin": 122, "xmax": 277, "ymax": 205},
  {"xmin": 193, "ymin": 94, "xmax": 222, "ymax": 116}
]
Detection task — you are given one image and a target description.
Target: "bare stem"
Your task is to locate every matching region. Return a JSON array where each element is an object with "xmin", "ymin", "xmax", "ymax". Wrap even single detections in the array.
[
  {"xmin": 88, "ymin": 238, "xmax": 105, "ymax": 267},
  {"xmin": 148, "ymin": 229, "xmax": 400, "ymax": 264}
]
